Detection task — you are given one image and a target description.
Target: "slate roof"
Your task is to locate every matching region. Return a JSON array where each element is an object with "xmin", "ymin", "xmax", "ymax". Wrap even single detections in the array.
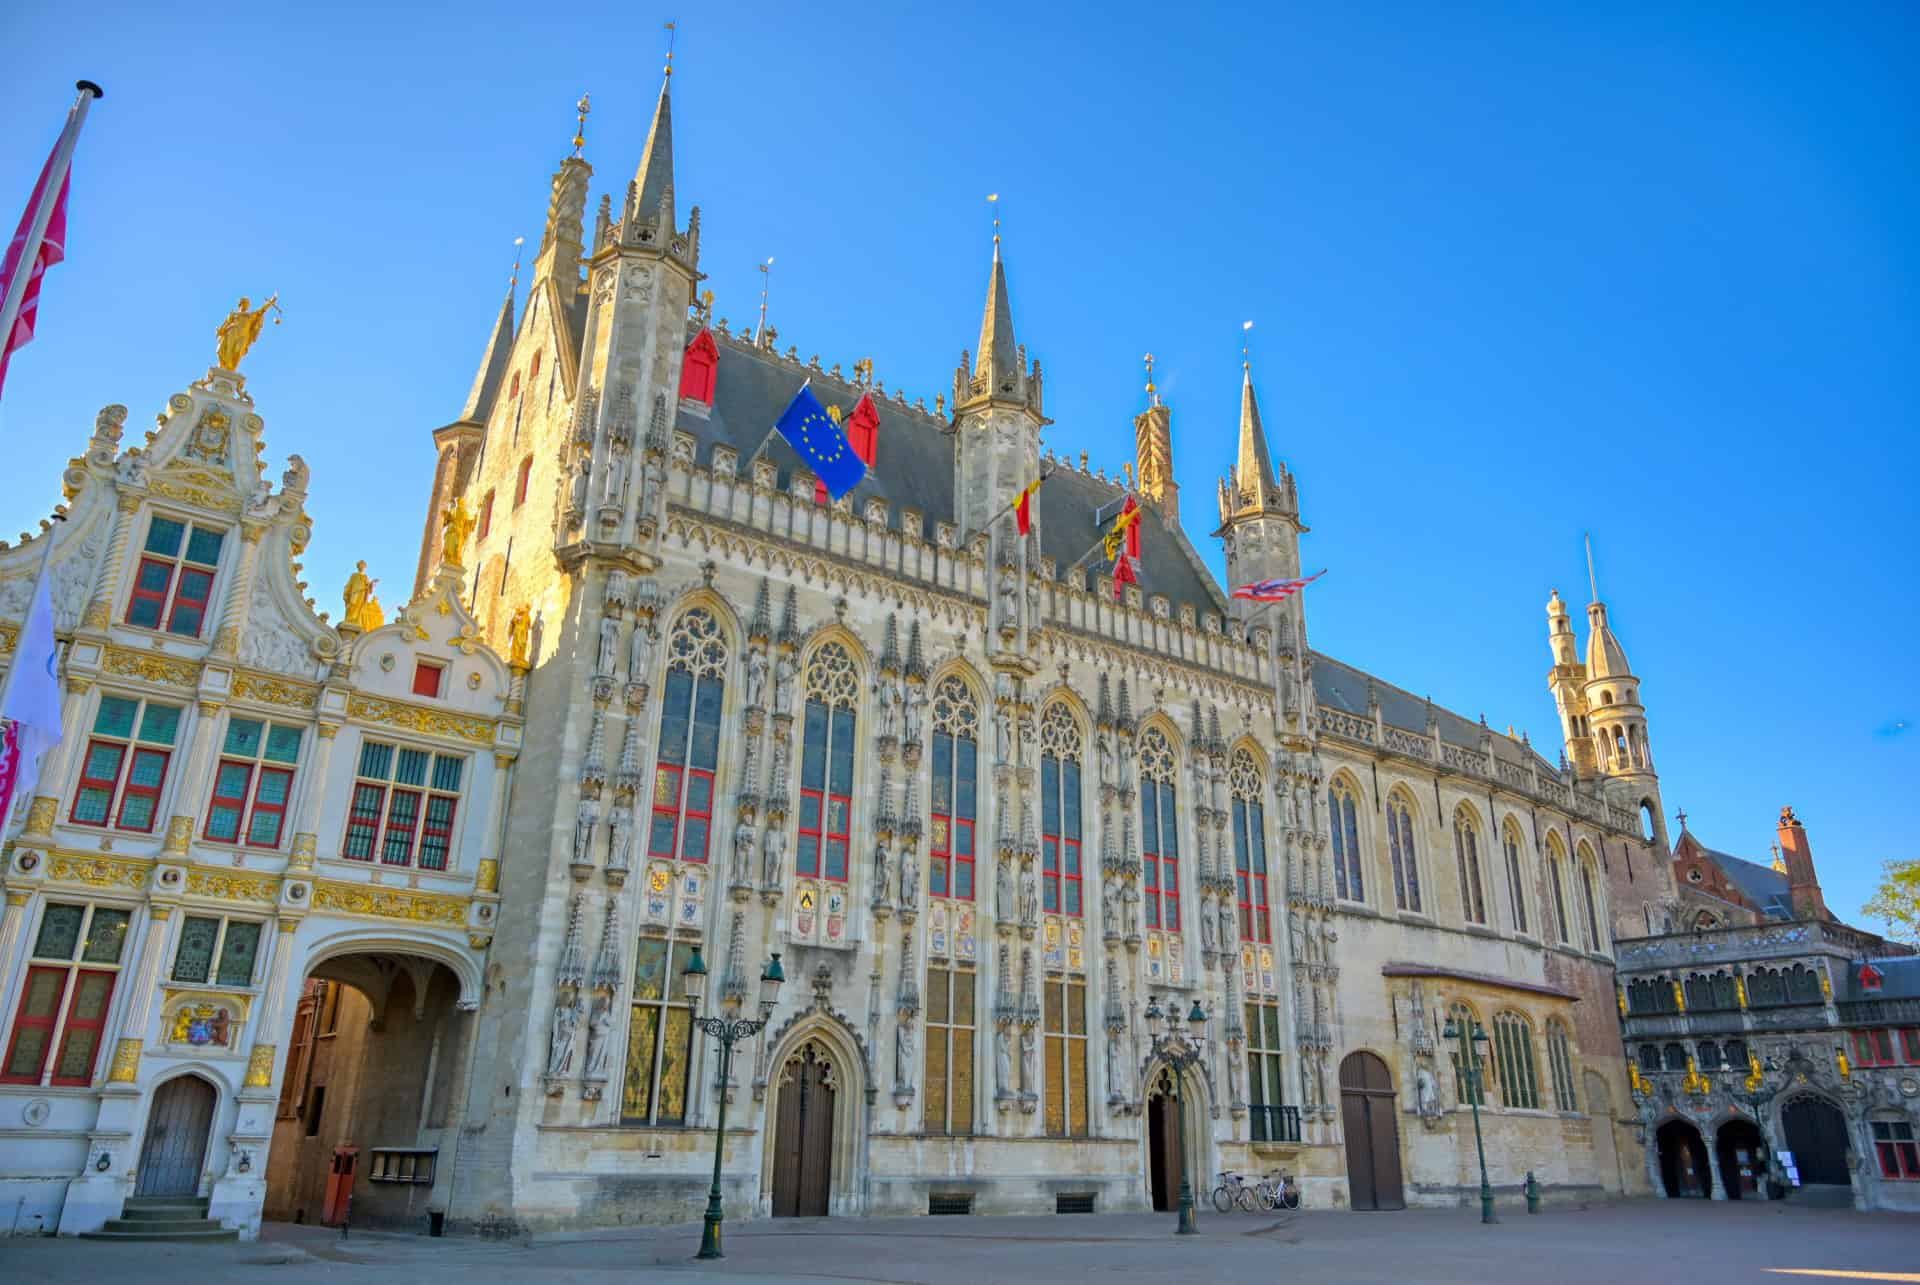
[
  {"xmin": 1311, "ymin": 651, "xmax": 1556, "ymax": 770},
  {"xmin": 679, "ymin": 332, "xmax": 1225, "ymax": 617},
  {"xmin": 1680, "ymin": 829, "xmax": 1793, "ymax": 920},
  {"xmin": 1843, "ymin": 955, "xmax": 1920, "ymax": 1002}
]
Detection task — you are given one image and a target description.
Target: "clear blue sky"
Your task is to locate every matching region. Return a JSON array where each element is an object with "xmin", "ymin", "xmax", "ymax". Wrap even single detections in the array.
[{"xmin": 3, "ymin": 3, "xmax": 1914, "ymax": 928}]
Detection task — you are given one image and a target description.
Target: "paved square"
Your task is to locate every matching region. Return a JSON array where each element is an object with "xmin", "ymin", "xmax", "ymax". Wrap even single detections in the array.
[{"xmin": 4, "ymin": 1202, "xmax": 1918, "ymax": 1284}]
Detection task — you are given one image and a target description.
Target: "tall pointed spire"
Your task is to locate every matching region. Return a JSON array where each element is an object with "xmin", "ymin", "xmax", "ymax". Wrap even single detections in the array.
[
  {"xmin": 975, "ymin": 236, "xmax": 1018, "ymax": 396},
  {"xmin": 456, "ymin": 281, "xmax": 516, "ymax": 425},
  {"xmin": 630, "ymin": 71, "xmax": 676, "ymax": 238}
]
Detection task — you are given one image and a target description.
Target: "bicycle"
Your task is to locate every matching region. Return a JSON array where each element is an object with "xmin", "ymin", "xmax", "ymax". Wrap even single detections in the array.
[
  {"xmin": 1271, "ymin": 1170, "xmax": 1302, "ymax": 1210},
  {"xmin": 1210, "ymin": 1170, "xmax": 1259, "ymax": 1212}
]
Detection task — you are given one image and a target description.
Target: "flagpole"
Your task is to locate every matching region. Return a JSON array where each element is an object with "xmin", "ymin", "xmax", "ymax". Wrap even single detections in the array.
[{"xmin": 0, "ymin": 81, "xmax": 103, "ymax": 376}]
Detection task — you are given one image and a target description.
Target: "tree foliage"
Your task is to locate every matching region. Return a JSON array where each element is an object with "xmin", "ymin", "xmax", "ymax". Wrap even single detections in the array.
[{"xmin": 1863, "ymin": 858, "xmax": 1920, "ymax": 945}]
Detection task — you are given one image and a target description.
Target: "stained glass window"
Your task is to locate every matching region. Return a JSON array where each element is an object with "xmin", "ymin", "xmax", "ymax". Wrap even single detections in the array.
[
  {"xmin": 1493, "ymin": 1012, "xmax": 1540, "ymax": 1109},
  {"xmin": 797, "ymin": 643, "xmax": 858, "ymax": 883},
  {"xmin": 1329, "ymin": 781, "xmax": 1362, "ymax": 902},
  {"xmin": 70, "ymin": 695, "xmax": 183, "ymax": 831},
  {"xmin": 622, "ymin": 939, "xmax": 695, "ymax": 1125},
  {"xmin": 1138, "ymin": 727, "xmax": 1181, "ymax": 933},
  {"xmin": 1230, "ymin": 750, "xmax": 1271, "ymax": 941},
  {"xmin": 930, "ymin": 677, "xmax": 979, "ymax": 901},
  {"xmin": 923, "ymin": 966, "xmax": 976, "ymax": 1134},
  {"xmin": 1387, "ymin": 795, "xmax": 1421, "ymax": 912},
  {"xmin": 1038, "ymin": 704, "xmax": 1083, "ymax": 917},
  {"xmin": 1043, "ymin": 978, "xmax": 1087, "ymax": 1137},
  {"xmin": 2, "ymin": 903, "xmax": 129, "ymax": 1087}
]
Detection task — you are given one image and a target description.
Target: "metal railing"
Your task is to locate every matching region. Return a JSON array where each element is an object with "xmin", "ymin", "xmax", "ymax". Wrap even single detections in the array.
[{"xmin": 1248, "ymin": 1104, "xmax": 1302, "ymax": 1144}]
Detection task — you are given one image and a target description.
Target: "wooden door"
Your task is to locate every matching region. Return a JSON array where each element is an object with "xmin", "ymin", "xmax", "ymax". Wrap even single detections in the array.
[
  {"xmin": 1340, "ymin": 1052, "xmax": 1405, "ymax": 1211},
  {"xmin": 771, "ymin": 1045, "xmax": 834, "ymax": 1217},
  {"xmin": 136, "ymin": 1075, "xmax": 216, "ymax": 1198},
  {"xmin": 1782, "ymin": 1097, "xmax": 1849, "ymax": 1186},
  {"xmin": 1146, "ymin": 1088, "xmax": 1183, "ymax": 1211}
]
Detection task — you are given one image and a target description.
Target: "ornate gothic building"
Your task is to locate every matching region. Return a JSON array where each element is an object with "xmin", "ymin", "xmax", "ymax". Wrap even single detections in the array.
[{"xmin": 0, "ymin": 71, "xmax": 1686, "ymax": 1237}]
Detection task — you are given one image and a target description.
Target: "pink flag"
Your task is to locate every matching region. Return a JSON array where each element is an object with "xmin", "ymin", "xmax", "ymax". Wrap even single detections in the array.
[{"xmin": 0, "ymin": 144, "xmax": 71, "ymax": 399}]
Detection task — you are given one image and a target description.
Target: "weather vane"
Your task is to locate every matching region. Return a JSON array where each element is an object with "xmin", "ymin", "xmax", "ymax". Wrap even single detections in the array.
[
  {"xmin": 1143, "ymin": 352, "xmax": 1158, "ymax": 407},
  {"xmin": 510, "ymin": 235, "xmax": 525, "ymax": 291},
  {"xmin": 573, "ymin": 94, "xmax": 590, "ymax": 157},
  {"xmin": 1242, "ymin": 319, "xmax": 1254, "ymax": 370},
  {"xmin": 987, "ymin": 192, "xmax": 1000, "ymax": 247},
  {"xmin": 664, "ymin": 20, "xmax": 677, "ymax": 76}
]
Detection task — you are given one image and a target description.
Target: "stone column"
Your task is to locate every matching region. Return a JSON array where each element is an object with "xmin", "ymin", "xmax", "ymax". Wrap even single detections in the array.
[
  {"xmin": 209, "ymin": 522, "xmax": 265, "ymax": 658},
  {"xmin": 80, "ymin": 492, "xmax": 143, "ymax": 633},
  {"xmin": 288, "ymin": 722, "xmax": 340, "ymax": 857},
  {"xmin": 17, "ymin": 677, "xmax": 100, "ymax": 841},
  {"xmin": 162, "ymin": 699, "xmax": 227, "ymax": 850},
  {"xmin": 0, "ymin": 890, "xmax": 36, "ymax": 1019},
  {"xmin": 209, "ymin": 918, "xmax": 301, "ymax": 1238}
]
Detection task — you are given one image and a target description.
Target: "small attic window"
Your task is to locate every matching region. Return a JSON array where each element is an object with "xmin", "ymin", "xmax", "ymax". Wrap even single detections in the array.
[
  {"xmin": 1600, "ymin": 690, "xmax": 1614, "ymax": 705},
  {"xmin": 680, "ymin": 329, "xmax": 719, "ymax": 405},
  {"xmin": 412, "ymin": 659, "xmax": 446, "ymax": 699}
]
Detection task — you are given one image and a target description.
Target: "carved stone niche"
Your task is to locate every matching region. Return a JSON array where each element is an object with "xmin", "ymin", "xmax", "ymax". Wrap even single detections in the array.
[
  {"xmin": 863, "ymin": 497, "xmax": 889, "ymax": 528},
  {"xmin": 1150, "ymin": 594, "xmax": 1170, "ymax": 620},
  {"xmin": 711, "ymin": 444, "xmax": 740, "ymax": 477},
  {"xmin": 900, "ymin": 507, "xmax": 923, "ymax": 544},
  {"xmin": 1201, "ymin": 612, "xmax": 1220, "ymax": 635},
  {"xmin": 789, "ymin": 473, "xmax": 817, "ymax": 503},
  {"xmin": 753, "ymin": 458, "xmax": 779, "ymax": 490},
  {"xmin": 1178, "ymin": 603, "xmax": 1196, "ymax": 629},
  {"xmin": 935, "ymin": 521, "xmax": 957, "ymax": 550}
]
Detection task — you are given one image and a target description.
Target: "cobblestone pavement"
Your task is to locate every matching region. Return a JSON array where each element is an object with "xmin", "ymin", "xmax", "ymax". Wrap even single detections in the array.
[{"xmin": 4, "ymin": 1201, "xmax": 1918, "ymax": 1284}]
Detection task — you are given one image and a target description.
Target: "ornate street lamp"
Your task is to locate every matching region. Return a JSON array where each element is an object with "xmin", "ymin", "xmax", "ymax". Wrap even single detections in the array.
[
  {"xmin": 1441, "ymin": 1015, "xmax": 1497, "ymax": 1224},
  {"xmin": 684, "ymin": 947, "xmax": 785, "ymax": 1260},
  {"xmin": 1144, "ymin": 994, "xmax": 1210, "ymax": 1235}
]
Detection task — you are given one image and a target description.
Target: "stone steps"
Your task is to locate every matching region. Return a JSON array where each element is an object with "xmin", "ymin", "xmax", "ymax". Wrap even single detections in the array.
[{"xmin": 81, "ymin": 1196, "xmax": 238, "ymax": 1243}]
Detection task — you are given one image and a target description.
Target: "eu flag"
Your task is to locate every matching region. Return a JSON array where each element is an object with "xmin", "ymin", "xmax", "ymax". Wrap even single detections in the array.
[{"xmin": 774, "ymin": 382, "xmax": 868, "ymax": 501}]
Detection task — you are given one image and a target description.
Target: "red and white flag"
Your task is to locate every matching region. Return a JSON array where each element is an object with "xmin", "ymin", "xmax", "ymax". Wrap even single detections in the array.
[
  {"xmin": 0, "ymin": 553, "xmax": 65, "ymax": 828},
  {"xmin": 0, "ymin": 82, "xmax": 100, "ymax": 402},
  {"xmin": 1231, "ymin": 570, "xmax": 1327, "ymax": 602}
]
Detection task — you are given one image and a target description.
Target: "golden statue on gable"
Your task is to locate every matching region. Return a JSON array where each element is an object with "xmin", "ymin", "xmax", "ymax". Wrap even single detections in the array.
[
  {"xmin": 216, "ymin": 294, "xmax": 282, "ymax": 370},
  {"xmin": 343, "ymin": 560, "xmax": 385, "ymax": 630},
  {"xmin": 440, "ymin": 495, "xmax": 477, "ymax": 568},
  {"xmin": 507, "ymin": 601, "xmax": 532, "ymax": 668}
]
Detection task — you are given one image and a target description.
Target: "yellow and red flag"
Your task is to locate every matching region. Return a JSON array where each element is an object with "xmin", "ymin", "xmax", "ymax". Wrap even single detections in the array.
[
  {"xmin": 1013, "ymin": 474, "xmax": 1045, "ymax": 535},
  {"xmin": 1102, "ymin": 495, "xmax": 1141, "ymax": 563}
]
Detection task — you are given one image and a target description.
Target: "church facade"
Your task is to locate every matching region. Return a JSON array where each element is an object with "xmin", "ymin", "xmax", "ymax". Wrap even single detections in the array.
[{"xmin": 0, "ymin": 71, "xmax": 1680, "ymax": 1238}]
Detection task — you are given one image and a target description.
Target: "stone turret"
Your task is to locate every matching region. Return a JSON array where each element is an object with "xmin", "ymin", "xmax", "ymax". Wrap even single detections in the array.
[
  {"xmin": 952, "ymin": 233, "xmax": 1045, "ymax": 541},
  {"xmin": 1215, "ymin": 360, "xmax": 1304, "ymax": 621}
]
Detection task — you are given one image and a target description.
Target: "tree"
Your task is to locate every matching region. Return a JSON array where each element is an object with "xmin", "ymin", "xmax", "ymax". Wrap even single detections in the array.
[{"xmin": 1863, "ymin": 859, "xmax": 1920, "ymax": 945}]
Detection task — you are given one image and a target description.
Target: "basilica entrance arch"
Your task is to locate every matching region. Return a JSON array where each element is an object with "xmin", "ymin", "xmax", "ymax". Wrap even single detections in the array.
[
  {"xmin": 1656, "ymin": 1119, "xmax": 1710, "ymax": 1197},
  {"xmin": 1781, "ymin": 1096, "xmax": 1850, "ymax": 1190},
  {"xmin": 770, "ymin": 1043, "xmax": 836, "ymax": 1217},
  {"xmin": 1339, "ymin": 1051, "xmax": 1404, "ymax": 1210},
  {"xmin": 135, "ymin": 1073, "xmax": 218, "ymax": 1198}
]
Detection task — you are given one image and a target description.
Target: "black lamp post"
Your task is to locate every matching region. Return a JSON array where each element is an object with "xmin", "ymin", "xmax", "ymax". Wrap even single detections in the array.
[
  {"xmin": 1441, "ymin": 1015, "xmax": 1497, "ymax": 1224},
  {"xmin": 1145, "ymin": 994, "xmax": 1209, "ymax": 1235},
  {"xmin": 684, "ymin": 947, "xmax": 785, "ymax": 1260}
]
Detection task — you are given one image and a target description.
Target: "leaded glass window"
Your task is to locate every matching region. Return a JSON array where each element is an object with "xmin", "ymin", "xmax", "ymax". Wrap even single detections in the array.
[
  {"xmin": 1448, "ymin": 1002, "xmax": 1487, "ymax": 1105},
  {"xmin": 1502, "ymin": 822, "xmax": 1529, "ymax": 934},
  {"xmin": 929, "ymin": 677, "xmax": 980, "ymax": 901},
  {"xmin": 2, "ymin": 903, "xmax": 130, "ymax": 1087},
  {"xmin": 797, "ymin": 643, "xmax": 858, "ymax": 882},
  {"xmin": 1230, "ymin": 749, "xmax": 1271, "ymax": 941},
  {"xmin": 1454, "ymin": 810, "xmax": 1487, "ymax": 925},
  {"xmin": 1387, "ymin": 794, "xmax": 1421, "ymax": 912},
  {"xmin": 1329, "ymin": 780, "xmax": 1362, "ymax": 902},
  {"xmin": 1043, "ymin": 978, "xmax": 1088, "ymax": 1137},
  {"xmin": 172, "ymin": 915, "xmax": 263, "ymax": 987},
  {"xmin": 1138, "ymin": 727, "xmax": 1181, "ymax": 932},
  {"xmin": 650, "ymin": 609, "xmax": 727, "ymax": 863},
  {"xmin": 621, "ymin": 938, "xmax": 695, "ymax": 1125},
  {"xmin": 1493, "ymin": 1012, "xmax": 1540, "ymax": 1109},
  {"xmin": 923, "ymin": 966, "xmax": 976, "ymax": 1134},
  {"xmin": 1039, "ymin": 704, "xmax": 1083, "ymax": 916}
]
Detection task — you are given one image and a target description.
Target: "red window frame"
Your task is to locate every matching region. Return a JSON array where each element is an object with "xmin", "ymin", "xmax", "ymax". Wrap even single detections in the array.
[
  {"xmin": 478, "ymin": 490, "xmax": 494, "ymax": 539},
  {"xmin": 1233, "ymin": 796, "xmax": 1271, "ymax": 943},
  {"xmin": 168, "ymin": 566, "xmax": 214, "ymax": 637},
  {"xmin": 418, "ymin": 793, "xmax": 457, "ymax": 871},
  {"xmin": 343, "ymin": 782, "xmax": 386, "ymax": 859},
  {"xmin": 0, "ymin": 965, "xmax": 67, "ymax": 1085},
  {"xmin": 795, "ymin": 701, "xmax": 854, "ymax": 882},
  {"xmin": 1040, "ymin": 752, "xmax": 1081, "ymax": 917},
  {"xmin": 1854, "ymin": 1029, "xmax": 1898, "ymax": 1068},
  {"xmin": 70, "ymin": 739, "xmax": 128, "ymax": 827},
  {"xmin": 1875, "ymin": 1121, "xmax": 1920, "ymax": 1180},
  {"xmin": 381, "ymin": 788, "xmax": 423, "ymax": 865},
  {"xmin": 125, "ymin": 519, "xmax": 224, "ymax": 637},
  {"xmin": 649, "ymin": 763, "xmax": 715, "ymax": 862},
  {"xmin": 514, "ymin": 456, "xmax": 533, "ymax": 508},
  {"xmin": 126, "ymin": 557, "xmax": 174, "ymax": 629},
  {"xmin": 1903, "ymin": 1028, "xmax": 1920, "ymax": 1064},
  {"xmin": 49, "ymin": 970, "xmax": 115, "ymax": 1086},
  {"xmin": 203, "ymin": 759, "xmax": 254, "ymax": 843},
  {"xmin": 115, "ymin": 748, "xmax": 171, "ymax": 833},
  {"xmin": 340, "ymin": 743, "xmax": 462, "ymax": 868},
  {"xmin": 247, "ymin": 766, "xmax": 294, "ymax": 847},
  {"xmin": 412, "ymin": 660, "xmax": 445, "ymax": 699},
  {"xmin": 1142, "ymin": 780, "xmax": 1181, "ymax": 933}
]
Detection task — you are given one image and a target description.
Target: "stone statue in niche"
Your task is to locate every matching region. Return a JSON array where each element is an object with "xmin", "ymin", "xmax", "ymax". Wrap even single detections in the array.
[
  {"xmin": 1200, "ymin": 903, "xmax": 1217, "ymax": 952},
  {"xmin": 1098, "ymin": 735, "xmax": 1114, "ymax": 788},
  {"xmin": 997, "ymin": 562, "xmax": 1019, "ymax": 631},
  {"xmin": 1288, "ymin": 911, "xmax": 1305, "ymax": 960},
  {"xmin": 572, "ymin": 801, "xmax": 598, "ymax": 866},
  {"xmin": 732, "ymin": 818, "xmax": 755, "ymax": 885},
  {"xmin": 1106, "ymin": 1028, "xmax": 1124, "ymax": 1099},
  {"xmin": 996, "ymin": 1026, "xmax": 1014, "ymax": 1096},
  {"xmin": 546, "ymin": 997, "xmax": 582, "ymax": 1076},
  {"xmin": 763, "ymin": 828, "xmax": 786, "ymax": 886},
  {"xmin": 1020, "ymin": 1025, "xmax": 1037, "ymax": 1092},
  {"xmin": 1228, "ymin": 1046, "xmax": 1245, "ymax": 1104},
  {"xmin": 597, "ymin": 617, "xmax": 620, "ymax": 677},
  {"xmin": 1415, "ymin": 1063, "xmax": 1441, "ymax": 1120},
  {"xmin": 871, "ymin": 839, "xmax": 891, "ymax": 905},
  {"xmin": 1019, "ymin": 869, "xmax": 1036, "ymax": 925},
  {"xmin": 904, "ymin": 682, "xmax": 927, "ymax": 743},
  {"xmin": 996, "ymin": 859, "xmax": 1014, "ymax": 921},
  {"xmin": 569, "ymin": 457, "xmax": 591, "ymax": 516},
  {"xmin": 875, "ymin": 675, "xmax": 898, "ymax": 740},
  {"xmin": 744, "ymin": 647, "xmax": 768, "ymax": 710},
  {"xmin": 1219, "ymin": 902, "xmax": 1236, "ymax": 954},
  {"xmin": 1103, "ymin": 879, "xmax": 1120, "ymax": 934},
  {"xmin": 584, "ymin": 996, "xmax": 615, "ymax": 1079},
  {"xmin": 1125, "ymin": 884, "xmax": 1141, "ymax": 936},
  {"xmin": 898, "ymin": 846, "xmax": 918, "ymax": 907},
  {"xmin": 627, "ymin": 622, "xmax": 654, "ymax": 684},
  {"xmin": 607, "ymin": 807, "xmax": 634, "ymax": 872},
  {"xmin": 895, "ymin": 1019, "xmax": 914, "ymax": 1089},
  {"xmin": 602, "ymin": 449, "xmax": 627, "ymax": 505},
  {"xmin": 995, "ymin": 702, "xmax": 1013, "ymax": 766},
  {"xmin": 773, "ymin": 655, "xmax": 796, "ymax": 717}
]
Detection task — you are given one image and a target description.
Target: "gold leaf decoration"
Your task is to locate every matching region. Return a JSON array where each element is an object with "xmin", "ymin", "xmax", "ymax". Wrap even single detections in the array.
[
  {"xmin": 347, "ymin": 694, "xmax": 493, "ymax": 746},
  {"xmin": 48, "ymin": 853, "xmax": 152, "ymax": 890},
  {"xmin": 311, "ymin": 879, "xmax": 469, "ymax": 926},
  {"xmin": 108, "ymin": 1038, "xmax": 142, "ymax": 1083},
  {"xmin": 103, "ymin": 645, "xmax": 199, "ymax": 688},
  {"xmin": 232, "ymin": 671, "xmax": 320, "ymax": 710},
  {"xmin": 185, "ymin": 868, "xmax": 279, "ymax": 904},
  {"xmin": 244, "ymin": 1043, "xmax": 276, "ymax": 1087}
]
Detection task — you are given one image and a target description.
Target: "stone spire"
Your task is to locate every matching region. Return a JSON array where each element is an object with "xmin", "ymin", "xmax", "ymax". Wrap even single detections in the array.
[
  {"xmin": 1217, "ymin": 364, "xmax": 1295, "ymax": 526},
  {"xmin": 976, "ymin": 240, "xmax": 1018, "ymax": 397},
  {"xmin": 628, "ymin": 73, "xmax": 677, "ymax": 241},
  {"xmin": 456, "ymin": 284, "xmax": 515, "ymax": 426},
  {"xmin": 532, "ymin": 145, "xmax": 591, "ymax": 291}
]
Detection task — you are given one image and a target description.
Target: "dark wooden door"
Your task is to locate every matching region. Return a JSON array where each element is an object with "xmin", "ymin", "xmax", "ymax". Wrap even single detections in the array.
[
  {"xmin": 1716, "ymin": 1120, "xmax": 1764, "ymax": 1199},
  {"xmin": 1782, "ymin": 1097, "xmax": 1849, "ymax": 1186},
  {"xmin": 136, "ymin": 1075, "xmax": 216, "ymax": 1197},
  {"xmin": 1340, "ymin": 1052, "xmax": 1405, "ymax": 1210},
  {"xmin": 1146, "ymin": 1089, "xmax": 1183, "ymax": 1211},
  {"xmin": 771, "ymin": 1045, "xmax": 834, "ymax": 1217}
]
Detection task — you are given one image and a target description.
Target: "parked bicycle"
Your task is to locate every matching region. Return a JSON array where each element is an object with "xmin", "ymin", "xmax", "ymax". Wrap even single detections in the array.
[
  {"xmin": 1254, "ymin": 1169, "xmax": 1301, "ymax": 1210},
  {"xmin": 1210, "ymin": 1170, "xmax": 1259, "ymax": 1212}
]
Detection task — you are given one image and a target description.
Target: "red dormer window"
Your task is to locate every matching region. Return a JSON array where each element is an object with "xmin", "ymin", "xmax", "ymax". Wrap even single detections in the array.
[
  {"xmin": 1861, "ymin": 963, "xmax": 1885, "ymax": 993},
  {"xmin": 680, "ymin": 328, "xmax": 719, "ymax": 405}
]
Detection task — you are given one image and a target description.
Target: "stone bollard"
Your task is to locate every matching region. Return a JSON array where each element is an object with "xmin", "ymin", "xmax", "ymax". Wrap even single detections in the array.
[{"xmin": 1524, "ymin": 1171, "xmax": 1541, "ymax": 1215}]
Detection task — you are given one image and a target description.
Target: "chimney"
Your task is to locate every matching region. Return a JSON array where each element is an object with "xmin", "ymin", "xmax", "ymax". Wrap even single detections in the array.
[{"xmin": 1776, "ymin": 806, "xmax": 1830, "ymax": 922}]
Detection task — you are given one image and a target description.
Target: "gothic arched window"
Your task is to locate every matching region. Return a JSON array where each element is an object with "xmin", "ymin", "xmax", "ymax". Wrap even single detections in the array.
[
  {"xmin": 1493, "ymin": 1011, "xmax": 1540, "ymax": 1109},
  {"xmin": 1545, "ymin": 1018, "xmax": 1577, "ymax": 1111},
  {"xmin": 1448, "ymin": 1002, "xmax": 1487, "ymax": 1105},
  {"xmin": 1387, "ymin": 793, "xmax": 1421, "ymax": 912},
  {"xmin": 1454, "ymin": 808, "xmax": 1487, "ymax": 925},
  {"xmin": 1547, "ymin": 834, "xmax": 1571, "ymax": 944},
  {"xmin": 797, "ymin": 642, "xmax": 859, "ymax": 882},
  {"xmin": 1577, "ymin": 842, "xmax": 1602, "ymax": 950},
  {"xmin": 1501, "ymin": 821, "xmax": 1529, "ymax": 935},
  {"xmin": 648, "ymin": 609, "xmax": 727, "ymax": 862},
  {"xmin": 1230, "ymin": 749, "xmax": 1271, "ymax": 942},
  {"xmin": 1039, "ymin": 704, "xmax": 1084, "ymax": 917},
  {"xmin": 1329, "ymin": 778, "xmax": 1363, "ymax": 903},
  {"xmin": 929, "ymin": 676, "xmax": 980, "ymax": 901},
  {"xmin": 1138, "ymin": 727, "xmax": 1181, "ymax": 933}
]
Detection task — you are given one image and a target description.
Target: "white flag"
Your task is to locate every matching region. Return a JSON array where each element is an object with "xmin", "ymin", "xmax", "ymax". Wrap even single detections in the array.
[{"xmin": 0, "ymin": 566, "xmax": 64, "ymax": 826}]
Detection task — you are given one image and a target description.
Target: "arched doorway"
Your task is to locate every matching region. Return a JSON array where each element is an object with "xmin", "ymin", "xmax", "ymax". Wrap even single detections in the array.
[
  {"xmin": 770, "ymin": 1043, "xmax": 836, "ymax": 1217},
  {"xmin": 1781, "ymin": 1096, "xmax": 1850, "ymax": 1189},
  {"xmin": 262, "ymin": 950, "xmax": 471, "ymax": 1227},
  {"xmin": 136, "ymin": 1074, "xmax": 217, "ymax": 1197},
  {"xmin": 1339, "ymin": 1052, "xmax": 1404, "ymax": 1210},
  {"xmin": 1144, "ymin": 1067, "xmax": 1187, "ymax": 1212},
  {"xmin": 1716, "ymin": 1118, "xmax": 1766, "ymax": 1200},
  {"xmin": 1656, "ymin": 1119, "xmax": 1710, "ymax": 1197}
]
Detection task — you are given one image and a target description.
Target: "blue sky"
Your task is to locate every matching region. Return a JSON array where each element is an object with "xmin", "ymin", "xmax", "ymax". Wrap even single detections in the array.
[{"xmin": 2, "ymin": 2, "xmax": 1914, "ymax": 927}]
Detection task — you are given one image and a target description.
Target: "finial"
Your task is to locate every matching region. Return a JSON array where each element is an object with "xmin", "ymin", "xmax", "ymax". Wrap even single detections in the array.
[
  {"xmin": 1242, "ymin": 319, "xmax": 1254, "ymax": 372},
  {"xmin": 572, "ymin": 93, "xmax": 591, "ymax": 157},
  {"xmin": 1675, "ymin": 806, "xmax": 1688, "ymax": 831},
  {"xmin": 987, "ymin": 192, "xmax": 1000, "ymax": 254},
  {"xmin": 1143, "ymin": 352, "xmax": 1158, "ymax": 408},
  {"xmin": 1585, "ymin": 532, "xmax": 1599, "ymax": 602},
  {"xmin": 509, "ymin": 235, "xmax": 525, "ymax": 292},
  {"xmin": 663, "ymin": 20, "xmax": 677, "ymax": 77},
  {"xmin": 756, "ymin": 256, "xmax": 774, "ymax": 343}
]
